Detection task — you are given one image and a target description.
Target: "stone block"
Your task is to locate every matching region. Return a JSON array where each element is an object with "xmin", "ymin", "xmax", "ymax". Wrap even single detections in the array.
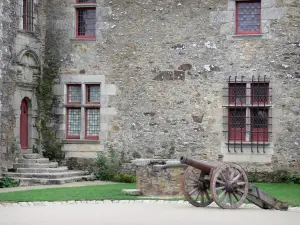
[
  {"xmin": 261, "ymin": 7, "xmax": 287, "ymax": 20},
  {"xmin": 153, "ymin": 71, "xmax": 173, "ymax": 81},
  {"xmin": 173, "ymin": 70, "xmax": 185, "ymax": 81},
  {"xmin": 121, "ymin": 189, "xmax": 142, "ymax": 196}
]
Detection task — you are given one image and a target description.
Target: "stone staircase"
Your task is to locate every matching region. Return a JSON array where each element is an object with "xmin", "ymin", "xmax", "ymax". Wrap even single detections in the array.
[{"xmin": 2, "ymin": 153, "xmax": 95, "ymax": 186}]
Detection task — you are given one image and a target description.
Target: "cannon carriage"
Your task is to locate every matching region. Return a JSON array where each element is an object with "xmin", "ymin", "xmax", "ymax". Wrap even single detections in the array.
[{"xmin": 180, "ymin": 156, "xmax": 288, "ymax": 210}]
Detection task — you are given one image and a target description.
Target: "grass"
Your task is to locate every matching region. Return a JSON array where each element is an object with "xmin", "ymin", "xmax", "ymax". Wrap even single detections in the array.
[{"xmin": 0, "ymin": 183, "xmax": 299, "ymax": 206}]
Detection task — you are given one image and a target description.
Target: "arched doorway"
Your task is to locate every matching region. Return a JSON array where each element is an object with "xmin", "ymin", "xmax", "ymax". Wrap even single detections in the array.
[{"xmin": 20, "ymin": 98, "xmax": 29, "ymax": 149}]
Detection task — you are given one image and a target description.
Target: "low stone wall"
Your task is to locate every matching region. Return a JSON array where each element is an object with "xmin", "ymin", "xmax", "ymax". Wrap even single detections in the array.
[{"xmin": 133, "ymin": 159, "xmax": 187, "ymax": 196}]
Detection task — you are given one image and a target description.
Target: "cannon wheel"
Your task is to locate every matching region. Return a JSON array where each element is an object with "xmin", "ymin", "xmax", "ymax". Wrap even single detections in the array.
[
  {"xmin": 182, "ymin": 166, "xmax": 214, "ymax": 207},
  {"xmin": 210, "ymin": 163, "xmax": 249, "ymax": 209}
]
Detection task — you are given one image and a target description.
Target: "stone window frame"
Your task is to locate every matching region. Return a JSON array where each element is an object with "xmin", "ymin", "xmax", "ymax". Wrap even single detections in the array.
[
  {"xmin": 65, "ymin": 83, "xmax": 101, "ymax": 140},
  {"xmin": 223, "ymin": 77, "xmax": 273, "ymax": 154},
  {"xmin": 74, "ymin": 0, "xmax": 97, "ymax": 39},
  {"xmin": 235, "ymin": 0, "xmax": 262, "ymax": 35}
]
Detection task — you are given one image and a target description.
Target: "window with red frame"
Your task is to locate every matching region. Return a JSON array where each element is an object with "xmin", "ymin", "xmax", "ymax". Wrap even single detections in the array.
[
  {"xmin": 85, "ymin": 108, "xmax": 100, "ymax": 139},
  {"xmin": 67, "ymin": 85, "xmax": 81, "ymax": 104},
  {"xmin": 229, "ymin": 83, "xmax": 246, "ymax": 104},
  {"xmin": 229, "ymin": 108, "xmax": 246, "ymax": 141},
  {"xmin": 67, "ymin": 108, "xmax": 81, "ymax": 139},
  {"xmin": 76, "ymin": 0, "xmax": 96, "ymax": 39},
  {"xmin": 86, "ymin": 84, "xmax": 100, "ymax": 104},
  {"xmin": 236, "ymin": 1, "xmax": 261, "ymax": 35},
  {"xmin": 225, "ymin": 79, "xmax": 270, "ymax": 144},
  {"xmin": 23, "ymin": 0, "xmax": 34, "ymax": 32}
]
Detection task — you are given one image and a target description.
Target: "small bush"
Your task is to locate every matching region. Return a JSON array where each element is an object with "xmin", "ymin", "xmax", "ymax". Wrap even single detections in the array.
[
  {"xmin": 112, "ymin": 173, "xmax": 136, "ymax": 183},
  {"xmin": 0, "ymin": 176, "xmax": 20, "ymax": 188},
  {"xmin": 248, "ymin": 170, "xmax": 300, "ymax": 184},
  {"xmin": 95, "ymin": 147, "xmax": 122, "ymax": 181}
]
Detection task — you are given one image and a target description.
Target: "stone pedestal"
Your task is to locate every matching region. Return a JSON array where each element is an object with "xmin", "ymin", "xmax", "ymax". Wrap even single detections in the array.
[{"xmin": 133, "ymin": 159, "xmax": 187, "ymax": 197}]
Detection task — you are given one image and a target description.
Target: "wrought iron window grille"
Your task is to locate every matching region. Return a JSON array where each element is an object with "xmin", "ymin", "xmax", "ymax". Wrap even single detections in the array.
[{"xmin": 222, "ymin": 76, "xmax": 272, "ymax": 154}]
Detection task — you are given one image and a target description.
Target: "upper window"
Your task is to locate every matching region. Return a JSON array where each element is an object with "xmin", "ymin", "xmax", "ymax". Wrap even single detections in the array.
[
  {"xmin": 23, "ymin": 0, "xmax": 34, "ymax": 32},
  {"xmin": 76, "ymin": 0, "xmax": 96, "ymax": 39},
  {"xmin": 236, "ymin": 1, "xmax": 261, "ymax": 35}
]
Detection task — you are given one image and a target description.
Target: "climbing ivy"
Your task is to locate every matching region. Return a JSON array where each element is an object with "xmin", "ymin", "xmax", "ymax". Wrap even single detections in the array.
[{"xmin": 35, "ymin": 64, "xmax": 64, "ymax": 163}]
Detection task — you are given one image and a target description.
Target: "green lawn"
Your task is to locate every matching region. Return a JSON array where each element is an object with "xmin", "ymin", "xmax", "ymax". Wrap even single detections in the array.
[{"xmin": 0, "ymin": 183, "xmax": 299, "ymax": 206}]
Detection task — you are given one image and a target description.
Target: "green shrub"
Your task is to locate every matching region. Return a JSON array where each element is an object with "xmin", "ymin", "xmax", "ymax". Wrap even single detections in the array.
[
  {"xmin": 248, "ymin": 170, "xmax": 300, "ymax": 184},
  {"xmin": 112, "ymin": 173, "xmax": 136, "ymax": 183},
  {"xmin": 0, "ymin": 176, "xmax": 20, "ymax": 188},
  {"xmin": 95, "ymin": 147, "xmax": 122, "ymax": 181}
]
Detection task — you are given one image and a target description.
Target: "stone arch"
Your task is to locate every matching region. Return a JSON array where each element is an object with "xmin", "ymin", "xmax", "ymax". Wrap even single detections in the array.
[{"xmin": 16, "ymin": 49, "xmax": 41, "ymax": 83}]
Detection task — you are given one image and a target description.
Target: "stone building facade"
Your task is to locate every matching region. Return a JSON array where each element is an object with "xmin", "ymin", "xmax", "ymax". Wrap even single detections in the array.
[{"xmin": 0, "ymin": 0, "xmax": 299, "ymax": 173}]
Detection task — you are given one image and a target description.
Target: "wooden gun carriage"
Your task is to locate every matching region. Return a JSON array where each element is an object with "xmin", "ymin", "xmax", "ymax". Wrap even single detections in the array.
[{"xmin": 180, "ymin": 156, "xmax": 288, "ymax": 210}]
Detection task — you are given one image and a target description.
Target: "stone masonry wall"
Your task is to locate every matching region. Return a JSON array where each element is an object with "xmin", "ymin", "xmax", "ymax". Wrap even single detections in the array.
[
  {"xmin": 102, "ymin": 0, "xmax": 300, "ymax": 171},
  {"xmin": 47, "ymin": 0, "xmax": 300, "ymax": 172},
  {"xmin": 0, "ymin": 0, "xmax": 44, "ymax": 172}
]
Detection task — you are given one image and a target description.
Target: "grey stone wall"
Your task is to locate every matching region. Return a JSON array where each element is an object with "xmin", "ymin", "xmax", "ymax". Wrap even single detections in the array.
[
  {"xmin": 0, "ymin": 0, "xmax": 44, "ymax": 171},
  {"xmin": 101, "ymin": 0, "xmax": 300, "ymax": 171}
]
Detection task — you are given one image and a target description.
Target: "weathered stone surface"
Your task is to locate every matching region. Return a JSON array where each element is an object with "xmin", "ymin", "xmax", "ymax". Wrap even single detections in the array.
[
  {"xmin": 121, "ymin": 189, "xmax": 142, "ymax": 196},
  {"xmin": 178, "ymin": 64, "xmax": 192, "ymax": 71},
  {"xmin": 191, "ymin": 114, "xmax": 204, "ymax": 123},
  {"xmin": 153, "ymin": 71, "xmax": 173, "ymax": 81}
]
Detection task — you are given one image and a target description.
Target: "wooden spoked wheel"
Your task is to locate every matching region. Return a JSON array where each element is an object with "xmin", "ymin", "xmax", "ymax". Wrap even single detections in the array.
[
  {"xmin": 183, "ymin": 166, "xmax": 214, "ymax": 207},
  {"xmin": 210, "ymin": 163, "xmax": 249, "ymax": 209}
]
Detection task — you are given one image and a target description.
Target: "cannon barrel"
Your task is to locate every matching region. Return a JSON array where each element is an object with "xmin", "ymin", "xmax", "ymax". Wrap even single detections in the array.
[{"xmin": 180, "ymin": 156, "xmax": 217, "ymax": 174}]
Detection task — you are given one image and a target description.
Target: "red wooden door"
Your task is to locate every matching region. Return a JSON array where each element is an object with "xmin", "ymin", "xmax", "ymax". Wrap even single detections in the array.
[{"xmin": 20, "ymin": 99, "xmax": 29, "ymax": 149}]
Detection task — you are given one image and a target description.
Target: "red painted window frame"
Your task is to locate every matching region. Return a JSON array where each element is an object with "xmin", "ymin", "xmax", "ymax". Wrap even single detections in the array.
[
  {"xmin": 86, "ymin": 84, "xmax": 101, "ymax": 104},
  {"xmin": 251, "ymin": 108, "xmax": 269, "ymax": 142},
  {"xmin": 67, "ymin": 84, "xmax": 81, "ymax": 104},
  {"xmin": 85, "ymin": 108, "xmax": 100, "ymax": 140},
  {"xmin": 76, "ymin": 7, "xmax": 96, "ymax": 39},
  {"xmin": 76, "ymin": 0, "xmax": 96, "ymax": 3},
  {"xmin": 236, "ymin": 0, "xmax": 261, "ymax": 35},
  {"xmin": 251, "ymin": 83, "xmax": 269, "ymax": 105},
  {"xmin": 66, "ymin": 108, "xmax": 81, "ymax": 139},
  {"xmin": 229, "ymin": 83, "xmax": 246, "ymax": 105},
  {"xmin": 23, "ymin": 0, "xmax": 33, "ymax": 31},
  {"xmin": 228, "ymin": 108, "xmax": 246, "ymax": 141}
]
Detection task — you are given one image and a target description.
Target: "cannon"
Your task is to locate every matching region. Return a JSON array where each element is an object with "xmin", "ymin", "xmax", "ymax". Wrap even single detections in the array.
[{"xmin": 180, "ymin": 156, "xmax": 289, "ymax": 210}]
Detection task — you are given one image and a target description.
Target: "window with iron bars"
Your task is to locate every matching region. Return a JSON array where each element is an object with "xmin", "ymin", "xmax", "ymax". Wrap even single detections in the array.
[
  {"xmin": 75, "ymin": 0, "xmax": 97, "ymax": 39},
  {"xmin": 23, "ymin": 0, "xmax": 34, "ymax": 32},
  {"xmin": 66, "ymin": 83, "xmax": 101, "ymax": 140},
  {"xmin": 223, "ymin": 76, "xmax": 272, "ymax": 153}
]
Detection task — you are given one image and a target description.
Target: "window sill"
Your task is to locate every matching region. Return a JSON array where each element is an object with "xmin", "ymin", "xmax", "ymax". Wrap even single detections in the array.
[
  {"xmin": 222, "ymin": 104, "xmax": 272, "ymax": 108},
  {"xmin": 70, "ymin": 38, "xmax": 96, "ymax": 42},
  {"xmin": 229, "ymin": 34, "xmax": 264, "ymax": 40},
  {"xmin": 17, "ymin": 30, "xmax": 39, "ymax": 39},
  {"xmin": 225, "ymin": 142, "xmax": 271, "ymax": 146},
  {"xmin": 73, "ymin": 3, "xmax": 97, "ymax": 8},
  {"xmin": 61, "ymin": 139, "xmax": 100, "ymax": 144},
  {"xmin": 64, "ymin": 104, "xmax": 100, "ymax": 108}
]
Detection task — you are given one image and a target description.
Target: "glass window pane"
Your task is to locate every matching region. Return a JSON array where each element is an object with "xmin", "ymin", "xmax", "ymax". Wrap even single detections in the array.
[
  {"xmin": 230, "ymin": 109, "xmax": 246, "ymax": 128},
  {"xmin": 252, "ymin": 109, "xmax": 268, "ymax": 128},
  {"xmin": 237, "ymin": 1, "xmax": 261, "ymax": 33},
  {"xmin": 77, "ymin": 8, "xmax": 96, "ymax": 36},
  {"xmin": 87, "ymin": 85, "xmax": 100, "ymax": 103},
  {"xmin": 252, "ymin": 83, "xmax": 268, "ymax": 103},
  {"xmin": 86, "ymin": 109, "xmax": 100, "ymax": 136},
  {"xmin": 68, "ymin": 109, "xmax": 81, "ymax": 136},
  {"xmin": 229, "ymin": 83, "xmax": 246, "ymax": 103},
  {"xmin": 68, "ymin": 85, "xmax": 81, "ymax": 103}
]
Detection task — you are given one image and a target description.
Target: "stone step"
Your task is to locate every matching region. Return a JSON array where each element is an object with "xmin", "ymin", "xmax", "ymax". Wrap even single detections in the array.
[
  {"xmin": 13, "ymin": 162, "xmax": 59, "ymax": 169},
  {"xmin": 3, "ymin": 171, "xmax": 89, "ymax": 179},
  {"xmin": 23, "ymin": 154, "xmax": 41, "ymax": 159},
  {"xmin": 17, "ymin": 158, "xmax": 49, "ymax": 163},
  {"xmin": 9, "ymin": 175, "xmax": 95, "ymax": 186},
  {"xmin": 17, "ymin": 167, "xmax": 69, "ymax": 173}
]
